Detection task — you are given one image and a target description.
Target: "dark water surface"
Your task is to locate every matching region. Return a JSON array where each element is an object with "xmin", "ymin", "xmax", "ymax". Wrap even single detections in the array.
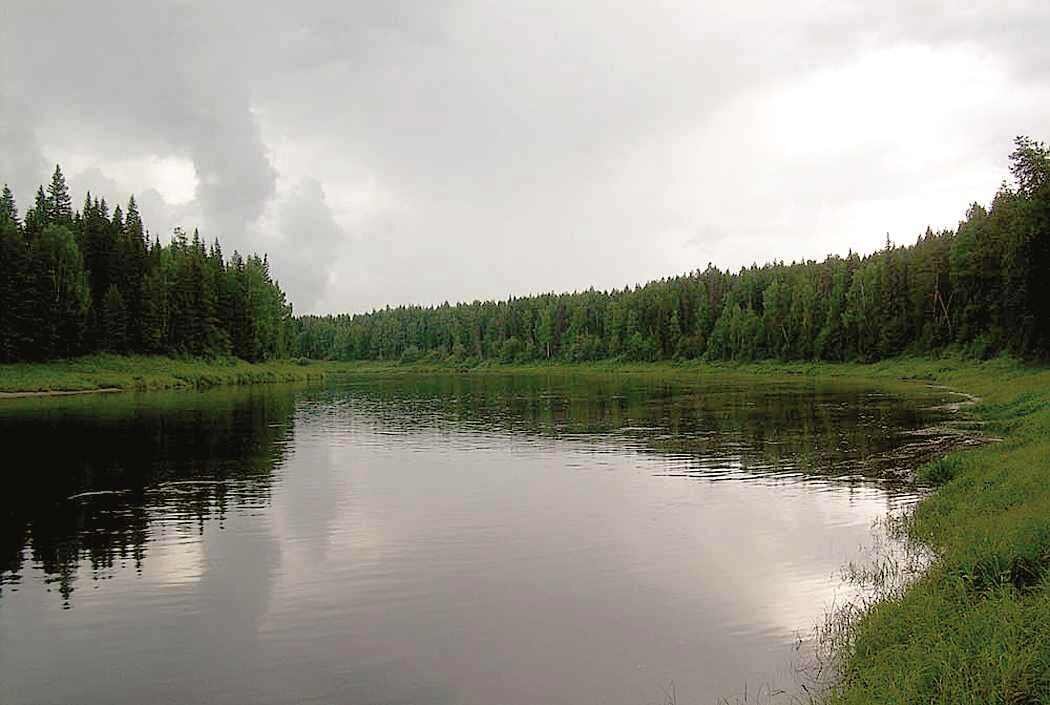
[{"xmin": 0, "ymin": 372, "xmax": 950, "ymax": 705}]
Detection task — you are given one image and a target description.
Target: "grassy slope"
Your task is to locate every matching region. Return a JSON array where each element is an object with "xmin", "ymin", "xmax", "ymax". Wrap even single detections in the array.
[
  {"xmin": 326, "ymin": 356, "xmax": 1050, "ymax": 703},
  {"xmin": 0, "ymin": 354, "xmax": 324, "ymax": 393}
]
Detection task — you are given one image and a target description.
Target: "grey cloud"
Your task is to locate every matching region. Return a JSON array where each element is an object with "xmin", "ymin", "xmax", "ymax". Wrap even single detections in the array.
[
  {"xmin": 135, "ymin": 189, "xmax": 201, "ymax": 245},
  {"xmin": 67, "ymin": 168, "xmax": 123, "ymax": 209},
  {"xmin": 3, "ymin": 1, "xmax": 276, "ymax": 238},
  {"xmin": 0, "ymin": 98, "xmax": 48, "ymax": 201},
  {"xmin": 270, "ymin": 178, "xmax": 346, "ymax": 313},
  {"xmin": 2, "ymin": 1, "xmax": 1049, "ymax": 313}
]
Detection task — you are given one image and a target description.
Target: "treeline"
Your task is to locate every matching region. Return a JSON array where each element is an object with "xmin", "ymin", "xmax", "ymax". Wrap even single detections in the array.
[
  {"xmin": 294, "ymin": 137, "xmax": 1050, "ymax": 363},
  {"xmin": 0, "ymin": 167, "xmax": 293, "ymax": 362}
]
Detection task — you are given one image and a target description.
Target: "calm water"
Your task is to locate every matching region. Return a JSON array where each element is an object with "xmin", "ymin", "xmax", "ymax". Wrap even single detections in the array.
[{"xmin": 0, "ymin": 372, "xmax": 950, "ymax": 705}]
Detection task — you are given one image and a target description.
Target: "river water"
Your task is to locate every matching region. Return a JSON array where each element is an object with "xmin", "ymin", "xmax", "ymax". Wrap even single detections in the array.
[{"xmin": 0, "ymin": 372, "xmax": 949, "ymax": 705}]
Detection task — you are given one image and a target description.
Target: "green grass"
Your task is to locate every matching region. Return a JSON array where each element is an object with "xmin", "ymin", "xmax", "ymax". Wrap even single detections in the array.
[
  {"xmin": 815, "ymin": 359, "xmax": 1050, "ymax": 704},
  {"xmin": 0, "ymin": 354, "xmax": 324, "ymax": 394}
]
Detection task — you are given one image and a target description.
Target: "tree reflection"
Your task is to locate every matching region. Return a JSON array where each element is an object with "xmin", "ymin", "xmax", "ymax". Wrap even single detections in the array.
[
  {"xmin": 0, "ymin": 386, "xmax": 298, "ymax": 606},
  {"xmin": 0, "ymin": 373, "xmax": 955, "ymax": 608},
  {"xmin": 313, "ymin": 373, "xmax": 951, "ymax": 479}
]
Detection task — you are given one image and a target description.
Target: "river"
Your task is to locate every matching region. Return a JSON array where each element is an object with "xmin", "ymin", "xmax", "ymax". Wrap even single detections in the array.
[{"xmin": 0, "ymin": 371, "xmax": 951, "ymax": 704}]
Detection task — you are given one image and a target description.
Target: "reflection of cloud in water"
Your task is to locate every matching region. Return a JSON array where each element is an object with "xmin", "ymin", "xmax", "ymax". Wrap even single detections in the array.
[
  {"xmin": 262, "ymin": 443, "xmax": 395, "ymax": 632},
  {"xmin": 139, "ymin": 536, "xmax": 205, "ymax": 588},
  {"xmin": 253, "ymin": 407, "xmax": 925, "ymax": 705}
]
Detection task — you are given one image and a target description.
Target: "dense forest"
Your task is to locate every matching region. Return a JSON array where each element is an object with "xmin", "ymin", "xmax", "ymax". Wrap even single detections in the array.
[
  {"xmin": 294, "ymin": 137, "xmax": 1050, "ymax": 364},
  {"xmin": 0, "ymin": 168, "xmax": 293, "ymax": 362},
  {"xmin": 2, "ymin": 138, "xmax": 1047, "ymax": 367}
]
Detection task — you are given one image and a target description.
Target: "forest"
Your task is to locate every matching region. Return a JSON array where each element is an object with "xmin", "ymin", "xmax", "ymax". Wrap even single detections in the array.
[
  {"xmin": 2, "ymin": 138, "xmax": 1047, "ymax": 367},
  {"xmin": 0, "ymin": 168, "xmax": 293, "ymax": 362},
  {"xmin": 294, "ymin": 137, "xmax": 1050, "ymax": 364}
]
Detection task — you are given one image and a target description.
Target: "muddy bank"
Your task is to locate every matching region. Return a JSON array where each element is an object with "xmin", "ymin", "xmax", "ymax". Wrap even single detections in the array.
[{"xmin": 0, "ymin": 387, "xmax": 123, "ymax": 399}]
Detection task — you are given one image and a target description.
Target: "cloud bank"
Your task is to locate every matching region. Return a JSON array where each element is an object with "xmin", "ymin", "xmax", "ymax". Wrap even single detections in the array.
[{"xmin": 2, "ymin": 1, "xmax": 1048, "ymax": 313}]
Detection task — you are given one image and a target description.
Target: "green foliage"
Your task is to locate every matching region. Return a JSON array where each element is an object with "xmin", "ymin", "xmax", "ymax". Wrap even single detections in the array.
[
  {"xmin": 824, "ymin": 360, "xmax": 1050, "ymax": 705},
  {"xmin": 917, "ymin": 455, "xmax": 964, "ymax": 486},
  {"xmin": 0, "ymin": 174, "xmax": 292, "ymax": 363},
  {"xmin": 295, "ymin": 138, "xmax": 1050, "ymax": 366},
  {"xmin": 0, "ymin": 212, "xmax": 30, "ymax": 360},
  {"xmin": 0, "ymin": 184, "xmax": 17, "ymax": 223},
  {"xmin": 101, "ymin": 285, "xmax": 128, "ymax": 353},
  {"xmin": 46, "ymin": 165, "xmax": 73, "ymax": 224},
  {"xmin": 499, "ymin": 336, "xmax": 524, "ymax": 363},
  {"xmin": 398, "ymin": 344, "xmax": 422, "ymax": 364},
  {"xmin": 30, "ymin": 224, "xmax": 91, "ymax": 358}
]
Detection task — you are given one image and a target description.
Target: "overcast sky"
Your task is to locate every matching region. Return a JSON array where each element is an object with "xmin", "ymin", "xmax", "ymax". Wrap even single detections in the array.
[{"xmin": 2, "ymin": 1, "xmax": 1048, "ymax": 314}]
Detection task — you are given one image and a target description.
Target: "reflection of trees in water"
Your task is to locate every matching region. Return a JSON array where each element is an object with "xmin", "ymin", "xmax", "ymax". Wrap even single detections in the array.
[
  {"xmin": 318, "ymin": 373, "xmax": 948, "ymax": 479},
  {"xmin": 0, "ymin": 387, "xmax": 298, "ymax": 606},
  {"xmin": 0, "ymin": 374, "xmax": 950, "ymax": 607}
]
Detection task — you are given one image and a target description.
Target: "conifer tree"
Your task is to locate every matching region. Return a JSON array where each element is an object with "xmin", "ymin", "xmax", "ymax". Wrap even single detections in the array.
[
  {"xmin": 140, "ymin": 238, "xmax": 169, "ymax": 352},
  {"xmin": 0, "ymin": 213, "xmax": 29, "ymax": 360},
  {"xmin": 46, "ymin": 165, "xmax": 73, "ymax": 224},
  {"xmin": 119, "ymin": 195, "xmax": 148, "ymax": 348},
  {"xmin": 101, "ymin": 285, "xmax": 128, "ymax": 353},
  {"xmin": 0, "ymin": 185, "xmax": 18, "ymax": 224},
  {"xmin": 23, "ymin": 187, "xmax": 49, "ymax": 241}
]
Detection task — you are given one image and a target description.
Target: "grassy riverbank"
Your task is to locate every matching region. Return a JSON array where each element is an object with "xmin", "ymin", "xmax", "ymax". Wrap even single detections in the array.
[
  {"xmin": 0, "ymin": 354, "xmax": 323, "ymax": 395},
  {"xmin": 819, "ymin": 360, "xmax": 1050, "ymax": 704},
  {"xmin": 323, "ymin": 355, "xmax": 1050, "ymax": 703}
]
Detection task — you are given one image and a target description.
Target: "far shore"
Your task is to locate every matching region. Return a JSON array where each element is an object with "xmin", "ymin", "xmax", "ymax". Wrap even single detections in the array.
[
  {"xmin": 0, "ymin": 354, "xmax": 324, "ymax": 396},
  {"xmin": 0, "ymin": 387, "xmax": 123, "ymax": 399}
]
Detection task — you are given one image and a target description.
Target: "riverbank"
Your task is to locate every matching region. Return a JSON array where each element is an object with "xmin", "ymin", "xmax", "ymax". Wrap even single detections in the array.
[
  {"xmin": 0, "ymin": 354, "xmax": 323, "ymax": 395},
  {"xmin": 314, "ymin": 354, "xmax": 1025, "ymax": 385},
  {"xmin": 815, "ymin": 359, "xmax": 1050, "ymax": 703},
  {"xmin": 323, "ymin": 355, "xmax": 1050, "ymax": 703}
]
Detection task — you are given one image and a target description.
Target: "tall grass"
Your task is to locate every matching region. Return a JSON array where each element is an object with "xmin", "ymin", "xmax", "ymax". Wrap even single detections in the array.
[{"xmin": 818, "ymin": 358, "xmax": 1050, "ymax": 704}]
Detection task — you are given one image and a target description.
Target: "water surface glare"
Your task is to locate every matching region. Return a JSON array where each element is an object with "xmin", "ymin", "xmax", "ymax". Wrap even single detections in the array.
[{"xmin": 0, "ymin": 373, "xmax": 951, "ymax": 704}]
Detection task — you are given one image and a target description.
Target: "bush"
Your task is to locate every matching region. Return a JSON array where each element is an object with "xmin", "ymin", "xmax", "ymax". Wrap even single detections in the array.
[
  {"xmin": 424, "ymin": 349, "xmax": 448, "ymax": 364},
  {"xmin": 675, "ymin": 334, "xmax": 706, "ymax": 360},
  {"xmin": 399, "ymin": 345, "xmax": 422, "ymax": 364},
  {"xmin": 917, "ymin": 455, "xmax": 965, "ymax": 485},
  {"xmin": 963, "ymin": 335, "xmax": 995, "ymax": 361},
  {"xmin": 500, "ymin": 337, "xmax": 523, "ymax": 363},
  {"xmin": 624, "ymin": 332, "xmax": 658, "ymax": 362}
]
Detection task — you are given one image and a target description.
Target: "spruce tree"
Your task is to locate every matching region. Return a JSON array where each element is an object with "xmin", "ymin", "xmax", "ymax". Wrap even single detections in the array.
[
  {"xmin": 23, "ymin": 187, "xmax": 49, "ymax": 241},
  {"xmin": 140, "ymin": 236, "xmax": 169, "ymax": 352},
  {"xmin": 119, "ymin": 196, "xmax": 148, "ymax": 351},
  {"xmin": 46, "ymin": 165, "xmax": 73, "ymax": 224},
  {"xmin": 0, "ymin": 184, "xmax": 18, "ymax": 224},
  {"xmin": 101, "ymin": 285, "xmax": 128, "ymax": 353},
  {"xmin": 80, "ymin": 194, "xmax": 117, "ymax": 348}
]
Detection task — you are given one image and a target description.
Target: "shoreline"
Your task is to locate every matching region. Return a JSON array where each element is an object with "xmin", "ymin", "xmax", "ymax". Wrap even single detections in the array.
[
  {"xmin": 0, "ymin": 387, "xmax": 124, "ymax": 399},
  {"xmin": 0, "ymin": 354, "xmax": 325, "ymax": 396}
]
